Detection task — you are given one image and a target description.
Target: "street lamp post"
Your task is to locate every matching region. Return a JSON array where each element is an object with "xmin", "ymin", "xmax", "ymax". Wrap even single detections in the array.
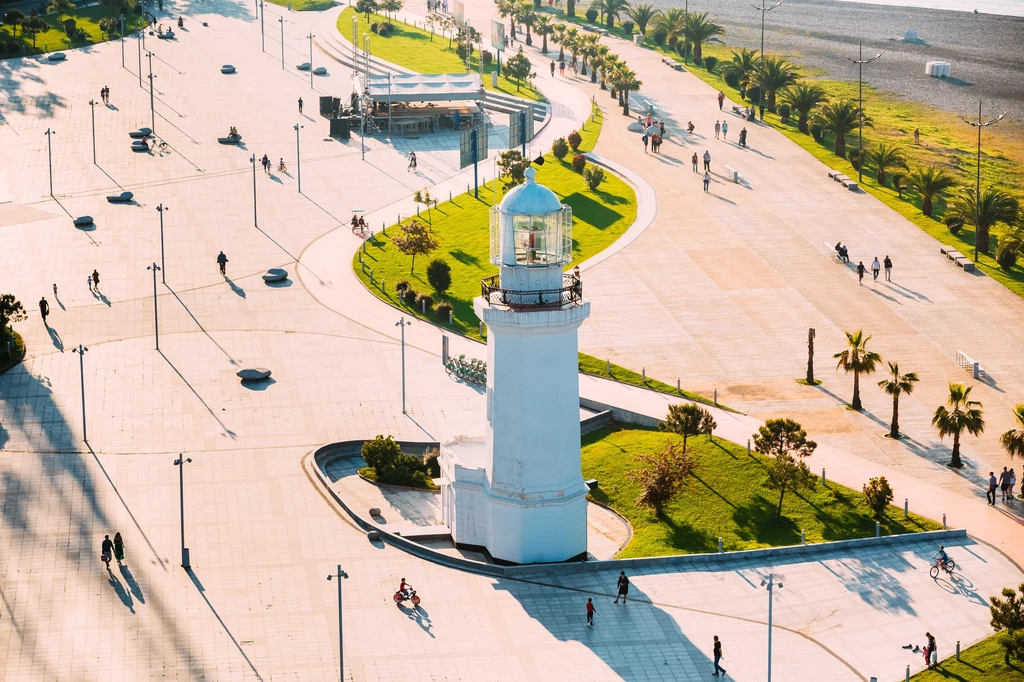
[
  {"xmin": 147, "ymin": 263, "xmax": 161, "ymax": 350},
  {"xmin": 156, "ymin": 204, "xmax": 168, "ymax": 281},
  {"xmin": 961, "ymin": 100, "xmax": 1006, "ymax": 263},
  {"xmin": 279, "ymin": 17, "xmax": 285, "ymax": 69},
  {"xmin": 260, "ymin": 0, "xmax": 265, "ymax": 52},
  {"xmin": 89, "ymin": 99, "xmax": 97, "ymax": 164},
  {"xmin": 308, "ymin": 32, "xmax": 315, "ymax": 89},
  {"xmin": 147, "ymin": 51, "xmax": 156, "ymax": 135},
  {"xmin": 173, "ymin": 455, "xmax": 193, "ymax": 568},
  {"xmin": 137, "ymin": 27, "xmax": 143, "ymax": 87},
  {"xmin": 72, "ymin": 344, "xmax": 88, "ymax": 442},
  {"xmin": 846, "ymin": 40, "xmax": 883, "ymax": 184},
  {"xmin": 326, "ymin": 565, "xmax": 347, "ymax": 682},
  {"xmin": 120, "ymin": 15, "xmax": 125, "ymax": 67},
  {"xmin": 294, "ymin": 124, "xmax": 303, "ymax": 193},
  {"xmin": 395, "ymin": 317, "xmax": 412, "ymax": 413},
  {"xmin": 250, "ymin": 155, "xmax": 258, "ymax": 226},
  {"xmin": 752, "ymin": 0, "xmax": 783, "ymax": 121},
  {"xmin": 761, "ymin": 573, "xmax": 783, "ymax": 682},
  {"xmin": 44, "ymin": 128, "xmax": 55, "ymax": 196}
]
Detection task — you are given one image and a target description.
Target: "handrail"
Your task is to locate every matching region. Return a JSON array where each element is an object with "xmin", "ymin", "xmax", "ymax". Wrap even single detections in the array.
[{"xmin": 480, "ymin": 273, "xmax": 582, "ymax": 309}]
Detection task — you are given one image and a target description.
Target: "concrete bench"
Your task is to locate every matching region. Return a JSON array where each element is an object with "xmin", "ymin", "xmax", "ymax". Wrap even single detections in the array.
[
  {"xmin": 840, "ymin": 178, "xmax": 859, "ymax": 190},
  {"xmin": 157, "ymin": 30, "xmax": 174, "ymax": 39},
  {"xmin": 73, "ymin": 216, "xmax": 94, "ymax": 227},
  {"xmin": 955, "ymin": 256, "xmax": 976, "ymax": 272},
  {"xmin": 47, "ymin": 52, "xmax": 66, "ymax": 61},
  {"xmin": 297, "ymin": 62, "xmax": 311, "ymax": 70},
  {"xmin": 585, "ymin": 479, "xmax": 599, "ymax": 491},
  {"xmin": 956, "ymin": 350, "xmax": 984, "ymax": 379},
  {"xmin": 237, "ymin": 368, "xmax": 272, "ymax": 381},
  {"xmin": 106, "ymin": 191, "xmax": 134, "ymax": 203},
  {"xmin": 220, "ymin": 65, "xmax": 236, "ymax": 74},
  {"xmin": 313, "ymin": 66, "xmax": 328, "ymax": 75},
  {"xmin": 262, "ymin": 268, "xmax": 288, "ymax": 282},
  {"xmin": 724, "ymin": 165, "xmax": 742, "ymax": 183},
  {"xmin": 946, "ymin": 249, "xmax": 965, "ymax": 262},
  {"xmin": 940, "ymin": 245, "xmax": 955, "ymax": 256},
  {"xmin": 217, "ymin": 134, "xmax": 243, "ymax": 145},
  {"xmin": 130, "ymin": 141, "xmax": 149, "ymax": 152}
]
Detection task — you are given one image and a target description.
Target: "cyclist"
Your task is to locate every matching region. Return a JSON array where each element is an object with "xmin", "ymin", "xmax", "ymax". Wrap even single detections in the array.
[
  {"xmin": 933, "ymin": 546, "xmax": 951, "ymax": 571},
  {"xmin": 407, "ymin": 152, "xmax": 417, "ymax": 173},
  {"xmin": 216, "ymin": 251, "xmax": 228, "ymax": 275},
  {"xmin": 398, "ymin": 577, "xmax": 410, "ymax": 598},
  {"xmin": 278, "ymin": 158, "xmax": 287, "ymax": 173}
]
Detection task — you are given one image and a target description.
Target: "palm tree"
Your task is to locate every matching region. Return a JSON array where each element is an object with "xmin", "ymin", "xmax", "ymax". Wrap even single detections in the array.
[
  {"xmin": 996, "ymin": 224, "xmax": 1024, "ymax": 270},
  {"xmin": 515, "ymin": 3, "xmax": 536, "ymax": 45},
  {"xmin": 750, "ymin": 56, "xmax": 799, "ymax": 110},
  {"xmin": 877, "ymin": 362, "xmax": 919, "ymax": 439},
  {"xmin": 577, "ymin": 33, "xmax": 599, "ymax": 77},
  {"xmin": 999, "ymin": 404, "xmax": 1024, "ymax": 460},
  {"xmin": 566, "ymin": 0, "xmax": 576, "ymax": 18},
  {"xmin": 590, "ymin": 44, "xmax": 611, "ymax": 85},
  {"xmin": 682, "ymin": 11, "xmax": 724, "ymax": 65},
  {"xmin": 932, "ymin": 383, "xmax": 984, "ymax": 468},
  {"xmin": 833, "ymin": 329, "xmax": 882, "ymax": 411},
  {"xmin": 626, "ymin": 3, "xmax": 660, "ymax": 35},
  {"xmin": 778, "ymin": 82, "xmax": 827, "ymax": 133},
  {"xmin": 534, "ymin": 14, "xmax": 553, "ymax": 54},
  {"xmin": 944, "ymin": 188, "xmax": 1019, "ymax": 256},
  {"xmin": 595, "ymin": 0, "xmax": 629, "ymax": 28},
  {"xmin": 563, "ymin": 26, "xmax": 581, "ymax": 66},
  {"xmin": 904, "ymin": 166, "xmax": 956, "ymax": 217},
  {"xmin": 812, "ymin": 100, "xmax": 869, "ymax": 159},
  {"xmin": 497, "ymin": 0, "xmax": 518, "ymax": 37},
  {"xmin": 551, "ymin": 23, "xmax": 568, "ymax": 61},
  {"xmin": 720, "ymin": 48, "xmax": 760, "ymax": 89},
  {"xmin": 865, "ymin": 143, "xmax": 908, "ymax": 187},
  {"xmin": 612, "ymin": 63, "xmax": 641, "ymax": 115}
]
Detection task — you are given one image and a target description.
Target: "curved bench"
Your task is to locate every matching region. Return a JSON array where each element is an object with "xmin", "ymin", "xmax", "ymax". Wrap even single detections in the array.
[
  {"xmin": 217, "ymin": 134, "xmax": 243, "ymax": 145},
  {"xmin": 157, "ymin": 30, "xmax": 174, "ymax": 39},
  {"xmin": 106, "ymin": 191, "xmax": 134, "ymax": 203},
  {"xmin": 297, "ymin": 62, "xmax": 311, "ymax": 71},
  {"xmin": 262, "ymin": 268, "xmax": 288, "ymax": 283},
  {"xmin": 47, "ymin": 52, "xmax": 66, "ymax": 62},
  {"xmin": 73, "ymin": 216, "xmax": 94, "ymax": 227},
  {"xmin": 131, "ymin": 141, "xmax": 150, "ymax": 152},
  {"xmin": 626, "ymin": 121, "xmax": 644, "ymax": 133},
  {"xmin": 129, "ymin": 130, "xmax": 149, "ymax": 139},
  {"xmin": 237, "ymin": 368, "xmax": 272, "ymax": 381},
  {"xmin": 220, "ymin": 65, "xmax": 236, "ymax": 74},
  {"xmin": 312, "ymin": 66, "xmax": 328, "ymax": 76}
]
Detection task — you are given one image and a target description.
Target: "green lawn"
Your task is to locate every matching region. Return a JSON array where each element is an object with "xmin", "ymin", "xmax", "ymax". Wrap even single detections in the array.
[
  {"xmin": 353, "ymin": 103, "xmax": 635, "ymax": 341},
  {"xmin": 0, "ymin": 330, "xmax": 25, "ymax": 374},
  {"xmin": 582, "ymin": 425, "xmax": 941, "ymax": 558},
  {"xmin": 910, "ymin": 633, "xmax": 1024, "ymax": 681},
  {"xmin": 0, "ymin": 7, "xmax": 146, "ymax": 57},
  {"xmin": 264, "ymin": 0, "xmax": 335, "ymax": 10},
  {"xmin": 339, "ymin": 8, "xmax": 543, "ymax": 102},
  {"xmin": 578, "ymin": 353, "xmax": 737, "ymax": 413}
]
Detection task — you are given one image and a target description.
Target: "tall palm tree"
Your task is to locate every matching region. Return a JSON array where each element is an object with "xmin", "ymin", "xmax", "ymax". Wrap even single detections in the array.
[
  {"xmin": 721, "ymin": 48, "xmax": 760, "ymax": 89},
  {"xmin": 999, "ymin": 404, "xmax": 1024, "ymax": 460},
  {"xmin": 750, "ymin": 56, "xmax": 799, "ymax": 110},
  {"xmin": 778, "ymin": 82, "xmax": 827, "ymax": 133},
  {"xmin": 865, "ymin": 143, "xmax": 908, "ymax": 186},
  {"xmin": 551, "ymin": 23, "xmax": 568, "ymax": 61},
  {"xmin": 590, "ymin": 44, "xmax": 611, "ymax": 85},
  {"xmin": 497, "ymin": 0, "xmax": 518, "ymax": 37},
  {"xmin": 904, "ymin": 165, "xmax": 956, "ymax": 217},
  {"xmin": 833, "ymin": 330, "xmax": 882, "ymax": 411},
  {"xmin": 566, "ymin": 0, "xmax": 576, "ymax": 18},
  {"xmin": 626, "ymin": 3, "xmax": 661, "ymax": 35},
  {"xmin": 599, "ymin": 0, "xmax": 630, "ymax": 28},
  {"xmin": 877, "ymin": 362, "xmax": 919, "ymax": 439},
  {"xmin": 612, "ymin": 63, "xmax": 641, "ymax": 115},
  {"xmin": 932, "ymin": 383, "xmax": 985, "ymax": 468},
  {"xmin": 682, "ymin": 11, "xmax": 724, "ymax": 65},
  {"xmin": 563, "ymin": 26, "xmax": 580, "ymax": 66},
  {"xmin": 577, "ymin": 33, "xmax": 599, "ymax": 77},
  {"xmin": 515, "ymin": 2, "xmax": 536, "ymax": 44},
  {"xmin": 812, "ymin": 100, "xmax": 869, "ymax": 159},
  {"xmin": 534, "ymin": 14, "xmax": 554, "ymax": 54},
  {"xmin": 944, "ymin": 188, "xmax": 1019, "ymax": 256}
]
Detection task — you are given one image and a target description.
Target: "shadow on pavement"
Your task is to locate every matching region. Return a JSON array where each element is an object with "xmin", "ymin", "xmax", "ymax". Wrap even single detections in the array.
[{"xmin": 186, "ymin": 567, "xmax": 266, "ymax": 681}]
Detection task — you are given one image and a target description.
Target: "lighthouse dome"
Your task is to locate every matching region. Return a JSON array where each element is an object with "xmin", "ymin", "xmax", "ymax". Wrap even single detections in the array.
[{"xmin": 500, "ymin": 167, "xmax": 562, "ymax": 215}]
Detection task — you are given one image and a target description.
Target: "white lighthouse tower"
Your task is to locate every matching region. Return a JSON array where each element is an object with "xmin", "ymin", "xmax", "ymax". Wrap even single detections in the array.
[{"xmin": 439, "ymin": 167, "xmax": 590, "ymax": 564}]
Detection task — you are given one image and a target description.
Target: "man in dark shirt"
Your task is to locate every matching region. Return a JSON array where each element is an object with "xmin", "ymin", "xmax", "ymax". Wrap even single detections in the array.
[
  {"xmin": 614, "ymin": 571, "xmax": 629, "ymax": 604},
  {"xmin": 101, "ymin": 535, "xmax": 114, "ymax": 568},
  {"xmin": 39, "ymin": 297, "xmax": 49, "ymax": 325},
  {"xmin": 713, "ymin": 635, "xmax": 727, "ymax": 676}
]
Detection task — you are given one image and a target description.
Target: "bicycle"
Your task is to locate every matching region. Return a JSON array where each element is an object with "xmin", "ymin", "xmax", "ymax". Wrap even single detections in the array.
[{"xmin": 929, "ymin": 557, "xmax": 955, "ymax": 578}]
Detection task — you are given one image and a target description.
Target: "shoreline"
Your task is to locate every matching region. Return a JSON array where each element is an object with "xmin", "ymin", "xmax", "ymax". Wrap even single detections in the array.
[{"xmin": 835, "ymin": 0, "xmax": 1024, "ymax": 18}]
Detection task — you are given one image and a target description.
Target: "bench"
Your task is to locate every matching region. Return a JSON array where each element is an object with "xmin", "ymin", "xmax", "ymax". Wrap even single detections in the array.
[
  {"xmin": 106, "ymin": 191, "xmax": 134, "ymax": 203},
  {"xmin": 955, "ymin": 256, "xmax": 976, "ymax": 272},
  {"xmin": 236, "ymin": 368, "xmax": 272, "ymax": 381},
  {"xmin": 724, "ymin": 165, "xmax": 742, "ymax": 183},
  {"xmin": 47, "ymin": 52, "xmax": 66, "ymax": 61},
  {"xmin": 940, "ymin": 245, "xmax": 955, "ymax": 256},
  {"xmin": 955, "ymin": 350, "xmax": 984, "ymax": 379},
  {"xmin": 840, "ymin": 178, "xmax": 859, "ymax": 191},
  {"xmin": 220, "ymin": 65, "xmax": 236, "ymax": 74},
  {"xmin": 296, "ymin": 62, "xmax": 311, "ymax": 70},
  {"xmin": 821, "ymin": 241, "xmax": 851, "ymax": 263},
  {"xmin": 217, "ymin": 134, "xmax": 243, "ymax": 145},
  {"xmin": 262, "ymin": 268, "xmax": 288, "ymax": 283},
  {"xmin": 73, "ymin": 216, "xmax": 94, "ymax": 227},
  {"xmin": 313, "ymin": 66, "xmax": 328, "ymax": 75}
]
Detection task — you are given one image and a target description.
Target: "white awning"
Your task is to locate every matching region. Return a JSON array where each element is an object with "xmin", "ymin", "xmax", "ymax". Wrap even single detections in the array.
[{"xmin": 362, "ymin": 73, "xmax": 484, "ymax": 103}]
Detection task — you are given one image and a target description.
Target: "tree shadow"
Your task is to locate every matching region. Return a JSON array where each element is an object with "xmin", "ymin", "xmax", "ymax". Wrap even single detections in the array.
[
  {"xmin": 817, "ymin": 553, "xmax": 916, "ymax": 615},
  {"xmin": 732, "ymin": 495, "xmax": 800, "ymax": 545}
]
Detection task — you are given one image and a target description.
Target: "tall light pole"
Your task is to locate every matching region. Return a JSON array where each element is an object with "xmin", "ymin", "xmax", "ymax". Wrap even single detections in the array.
[
  {"xmin": 294, "ymin": 123, "xmax": 303, "ymax": 193},
  {"xmin": 44, "ymin": 128, "xmax": 55, "ymax": 196},
  {"xmin": 88, "ymin": 99, "xmax": 97, "ymax": 165},
  {"xmin": 120, "ymin": 14, "xmax": 125, "ymax": 67},
  {"xmin": 173, "ymin": 455, "xmax": 193, "ymax": 569},
  {"xmin": 308, "ymin": 32, "xmax": 315, "ymax": 89},
  {"xmin": 147, "ymin": 263, "xmax": 161, "ymax": 350},
  {"xmin": 761, "ymin": 573, "xmax": 783, "ymax": 682},
  {"xmin": 260, "ymin": 0, "xmax": 265, "ymax": 52},
  {"xmin": 752, "ymin": 0, "xmax": 783, "ymax": 121},
  {"xmin": 137, "ymin": 26, "xmax": 143, "ymax": 87},
  {"xmin": 961, "ymin": 100, "xmax": 1006, "ymax": 263},
  {"xmin": 72, "ymin": 344, "xmax": 88, "ymax": 442},
  {"xmin": 156, "ymin": 204, "xmax": 168, "ymax": 281},
  {"xmin": 846, "ymin": 41, "xmax": 882, "ymax": 184},
  {"xmin": 395, "ymin": 317, "xmax": 412, "ymax": 413},
  {"xmin": 279, "ymin": 17, "xmax": 285, "ymax": 69},
  {"xmin": 147, "ymin": 51, "xmax": 156, "ymax": 135},
  {"xmin": 326, "ymin": 565, "xmax": 347, "ymax": 682},
  {"xmin": 250, "ymin": 155, "xmax": 258, "ymax": 227}
]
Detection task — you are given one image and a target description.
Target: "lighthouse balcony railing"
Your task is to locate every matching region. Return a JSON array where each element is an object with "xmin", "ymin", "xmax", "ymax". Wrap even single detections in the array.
[{"xmin": 480, "ymin": 274, "xmax": 582, "ymax": 309}]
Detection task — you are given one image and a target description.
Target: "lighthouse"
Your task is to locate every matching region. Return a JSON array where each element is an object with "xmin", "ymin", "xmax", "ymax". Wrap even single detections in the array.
[{"xmin": 440, "ymin": 167, "xmax": 590, "ymax": 564}]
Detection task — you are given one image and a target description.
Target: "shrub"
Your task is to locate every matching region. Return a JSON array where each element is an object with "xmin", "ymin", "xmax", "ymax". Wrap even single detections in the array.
[
  {"xmin": 848, "ymin": 147, "xmax": 864, "ymax": 170},
  {"xmin": 810, "ymin": 123, "xmax": 824, "ymax": 142},
  {"xmin": 423, "ymin": 447, "xmax": 441, "ymax": 478},
  {"xmin": 395, "ymin": 280, "xmax": 409, "ymax": 294},
  {"xmin": 585, "ymin": 8, "xmax": 598, "ymax": 22},
  {"xmin": 403, "ymin": 288, "xmax": 418, "ymax": 305},
  {"xmin": 361, "ymin": 435, "xmax": 402, "ymax": 472},
  {"xmin": 551, "ymin": 137, "xmax": 569, "ymax": 160},
  {"xmin": 583, "ymin": 166, "xmax": 605, "ymax": 190},
  {"xmin": 482, "ymin": 49, "xmax": 493, "ymax": 65},
  {"xmin": 571, "ymin": 154, "xmax": 587, "ymax": 172},
  {"xmin": 426, "ymin": 258, "xmax": 452, "ymax": 295},
  {"xmin": 360, "ymin": 435, "xmax": 435, "ymax": 488},
  {"xmin": 416, "ymin": 293, "xmax": 434, "ymax": 311},
  {"xmin": 456, "ymin": 42, "xmax": 474, "ymax": 59},
  {"xmin": 944, "ymin": 213, "xmax": 964, "ymax": 235},
  {"xmin": 621, "ymin": 20, "xmax": 634, "ymax": 34},
  {"xmin": 63, "ymin": 18, "xmax": 77, "ymax": 36},
  {"xmin": 435, "ymin": 301, "xmax": 453, "ymax": 321},
  {"xmin": 997, "ymin": 248, "xmax": 1018, "ymax": 270},
  {"xmin": 862, "ymin": 476, "xmax": 894, "ymax": 520},
  {"xmin": 567, "ymin": 129, "xmax": 582, "ymax": 151},
  {"xmin": 746, "ymin": 85, "xmax": 761, "ymax": 105},
  {"xmin": 777, "ymin": 103, "xmax": 791, "ymax": 123},
  {"xmin": 703, "ymin": 56, "xmax": 718, "ymax": 72},
  {"xmin": 98, "ymin": 17, "xmax": 120, "ymax": 37},
  {"xmin": 370, "ymin": 22, "xmax": 393, "ymax": 36},
  {"xmin": 651, "ymin": 25, "xmax": 667, "ymax": 45},
  {"xmin": 723, "ymin": 70, "xmax": 740, "ymax": 88}
]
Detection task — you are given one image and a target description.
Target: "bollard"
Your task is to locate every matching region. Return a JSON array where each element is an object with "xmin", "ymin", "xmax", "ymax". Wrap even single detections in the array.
[
  {"xmin": 718, "ymin": 537, "xmax": 723, "ymax": 553},
  {"xmin": 449, "ymin": 191, "xmax": 452, "ymax": 202},
  {"xmin": 956, "ymin": 641, "xmax": 960, "ymax": 661},
  {"xmin": 442, "ymin": 335, "xmax": 449, "ymax": 364},
  {"xmin": 906, "ymin": 665, "xmax": 910, "ymax": 682},
  {"xmin": 381, "ymin": 279, "xmax": 385, "ymax": 292},
  {"xmin": 747, "ymin": 439, "xmax": 751, "ymax": 457},
  {"xmin": 606, "ymin": 359, "xmax": 610, "ymax": 374},
  {"xmin": 904, "ymin": 498, "xmax": 909, "ymax": 520},
  {"xmin": 677, "ymin": 378, "xmax": 681, "ymax": 392},
  {"xmin": 641, "ymin": 367, "xmax": 646, "ymax": 382},
  {"xmin": 369, "ymin": 268, "xmax": 373, "ymax": 281},
  {"xmin": 449, "ymin": 310, "xmax": 453, "ymax": 325},
  {"xmin": 361, "ymin": 262, "xmax": 366, "ymax": 274},
  {"xmin": 398, "ymin": 213, "xmax": 401, "ymax": 226},
  {"xmin": 714, "ymin": 388, "xmax": 718, "ymax": 405},
  {"xmin": 943, "ymin": 513, "xmax": 947, "ymax": 530},
  {"xmin": 480, "ymin": 321, "xmax": 484, "ymax": 337},
  {"xmin": 362, "ymin": 240, "xmax": 367, "ymax": 254},
  {"xmin": 870, "ymin": 678, "xmax": 877, "ymax": 682},
  {"xmin": 875, "ymin": 521, "xmax": 880, "ymax": 538},
  {"xmin": 421, "ymin": 299, "xmax": 426, "ymax": 314},
  {"xmin": 358, "ymin": 252, "xmax": 363, "ymax": 264},
  {"xmin": 801, "ymin": 529, "xmax": 805, "ymax": 545},
  {"xmin": 382, "ymin": 222, "xmax": 386, "ymax": 235},
  {"xmin": 417, "ymin": 205, "xmax": 420, "ymax": 216},
  {"xmin": 822, "ymin": 468, "xmax": 826, "ymax": 485}
]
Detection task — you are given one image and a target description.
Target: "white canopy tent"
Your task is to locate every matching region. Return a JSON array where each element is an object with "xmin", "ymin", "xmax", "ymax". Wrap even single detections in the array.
[{"xmin": 360, "ymin": 73, "xmax": 484, "ymax": 104}]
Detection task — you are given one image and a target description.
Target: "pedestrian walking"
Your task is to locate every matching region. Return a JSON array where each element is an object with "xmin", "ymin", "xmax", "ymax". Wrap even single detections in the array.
[
  {"xmin": 883, "ymin": 255, "xmax": 892, "ymax": 281},
  {"xmin": 988, "ymin": 471, "xmax": 998, "ymax": 505},
  {"xmin": 39, "ymin": 296, "xmax": 49, "ymax": 324},
  {"xmin": 871, "ymin": 256, "xmax": 881, "ymax": 281},
  {"xmin": 646, "ymin": 113, "xmax": 652, "ymax": 128},
  {"xmin": 1000, "ymin": 466, "xmax": 1011, "ymax": 502},
  {"xmin": 217, "ymin": 251, "xmax": 229, "ymax": 276},
  {"xmin": 856, "ymin": 261, "xmax": 866, "ymax": 286},
  {"xmin": 1010, "ymin": 469, "xmax": 1017, "ymax": 502},
  {"xmin": 408, "ymin": 151, "xmax": 417, "ymax": 172},
  {"xmin": 101, "ymin": 534, "xmax": 113, "ymax": 568},
  {"xmin": 714, "ymin": 121, "xmax": 720, "ymax": 139},
  {"xmin": 614, "ymin": 571, "xmax": 629, "ymax": 603},
  {"xmin": 53, "ymin": 282, "xmax": 58, "ymax": 299},
  {"xmin": 550, "ymin": 60, "xmax": 556, "ymax": 76},
  {"xmin": 559, "ymin": 61, "xmax": 565, "ymax": 76},
  {"xmin": 659, "ymin": 120, "xmax": 665, "ymax": 137},
  {"xmin": 298, "ymin": 97, "xmax": 303, "ymax": 114},
  {"xmin": 113, "ymin": 532, "xmax": 125, "ymax": 565},
  {"xmin": 262, "ymin": 154, "xmax": 270, "ymax": 174},
  {"xmin": 642, "ymin": 133, "xmax": 649, "ymax": 153},
  {"xmin": 703, "ymin": 171, "xmax": 711, "ymax": 192},
  {"xmin": 703, "ymin": 150, "xmax": 711, "ymax": 172},
  {"xmin": 717, "ymin": 90, "xmax": 725, "ymax": 110},
  {"xmin": 721, "ymin": 121, "xmax": 728, "ymax": 141},
  {"xmin": 91, "ymin": 269, "xmax": 100, "ymax": 291},
  {"xmin": 914, "ymin": 127, "xmax": 920, "ymax": 144},
  {"xmin": 87, "ymin": 274, "xmax": 94, "ymax": 293},
  {"xmin": 924, "ymin": 632, "xmax": 936, "ymax": 667},
  {"xmin": 691, "ymin": 152, "xmax": 699, "ymax": 173},
  {"xmin": 739, "ymin": 127, "xmax": 748, "ymax": 147},
  {"xmin": 586, "ymin": 598, "xmax": 596, "ymax": 627},
  {"xmin": 713, "ymin": 635, "xmax": 727, "ymax": 676}
]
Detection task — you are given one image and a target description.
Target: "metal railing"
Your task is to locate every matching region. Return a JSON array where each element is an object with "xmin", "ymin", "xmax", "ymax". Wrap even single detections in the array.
[{"xmin": 480, "ymin": 273, "xmax": 582, "ymax": 309}]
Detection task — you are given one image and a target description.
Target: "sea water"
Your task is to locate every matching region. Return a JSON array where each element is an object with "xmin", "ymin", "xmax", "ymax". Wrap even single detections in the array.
[{"xmin": 836, "ymin": 0, "xmax": 1024, "ymax": 17}]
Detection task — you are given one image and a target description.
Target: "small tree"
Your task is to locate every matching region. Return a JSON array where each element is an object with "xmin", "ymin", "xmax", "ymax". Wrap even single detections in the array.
[
  {"xmin": 497, "ymin": 150, "xmax": 529, "ymax": 190},
  {"xmin": 662, "ymin": 403, "xmax": 706, "ymax": 454},
  {"xmin": 426, "ymin": 258, "xmax": 452, "ymax": 296},
  {"xmin": 355, "ymin": 0, "xmax": 378, "ymax": 21},
  {"xmin": 568, "ymin": 129, "xmax": 583, "ymax": 151},
  {"xmin": 764, "ymin": 452, "xmax": 814, "ymax": 518},
  {"xmin": 700, "ymin": 410, "xmax": 717, "ymax": 441},
  {"xmin": 4, "ymin": 10, "xmax": 25, "ymax": 37},
  {"xmin": 627, "ymin": 442, "xmax": 696, "ymax": 515},
  {"xmin": 571, "ymin": 153, "xmax": 587, "ymax": 172},
  {"xmin": 379, "ymin": 0, "xmax": 402, "ymax": 20},
  {"xmin": 502, "ymin": 52, "xmax": 533, "ymax": 91},
  {"xmin": 551, "ymin": 137, "xmax": 569, "ymax": 160},
  {"xmin": 413, "ymin": 188, "xmax": 434, "ymax": 225},
  {"xmin": 48, "ymin": 0, "xmax": 74, "ymax": 24},
  {"xmin": 862, "ymin": 476, "xmax": 894, "ymax": 520},
  {"xmin": 583, "ymin": 166, "xmax": 605, "ymax": 191},
  {"xmin": 753, "ymin": 418, "xmax": 817, "ymax": 460},
  {"xmin": 0, "ymin": 294, "xmax": 27, "ymax": 343},
  {"xmin": 361, "ymin": 434, "xmax": 402, "ymax": 474},
  {"xmin": 991, "ymin": 584, "xmax": 1024, "ymax": 665},
  {"xmin": 22, "ymin": 16, "xmax": 48, "ymax": 46},
  {"xmin": 390, "ymin": 219, "xmax": 438, "ymax": 273}
]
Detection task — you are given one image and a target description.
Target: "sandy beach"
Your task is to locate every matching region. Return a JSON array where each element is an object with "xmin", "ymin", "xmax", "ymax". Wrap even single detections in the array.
[{"xmin": 649, "ymin": 0, "xmax": 1024, "ymax": 124}]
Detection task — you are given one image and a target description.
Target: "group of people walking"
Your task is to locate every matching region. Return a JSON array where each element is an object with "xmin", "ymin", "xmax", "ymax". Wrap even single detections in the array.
[
  {"xmin": 987, "ymin": 467, "xmax": 1017, "ymax": 505},
  {"xmin": 100, "ymin": 533, "xmax": 126, "ymax": 568},
  {"xmin": 854, "ymin": 255, "xmax": 894, "ymax": 286}
]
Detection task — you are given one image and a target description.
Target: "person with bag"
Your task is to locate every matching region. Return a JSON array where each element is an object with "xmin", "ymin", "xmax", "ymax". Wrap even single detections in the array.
[
  {"xmin": 101, "ymin": 535, "xmax": 114, "ymax": 568},
  {"xmin": 113, "ymin": 532, "xmax": 125, "ymax": 566},
  {"xmin": 924, "ymin": 632, "xmax": 937, "ymax": 667}
]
